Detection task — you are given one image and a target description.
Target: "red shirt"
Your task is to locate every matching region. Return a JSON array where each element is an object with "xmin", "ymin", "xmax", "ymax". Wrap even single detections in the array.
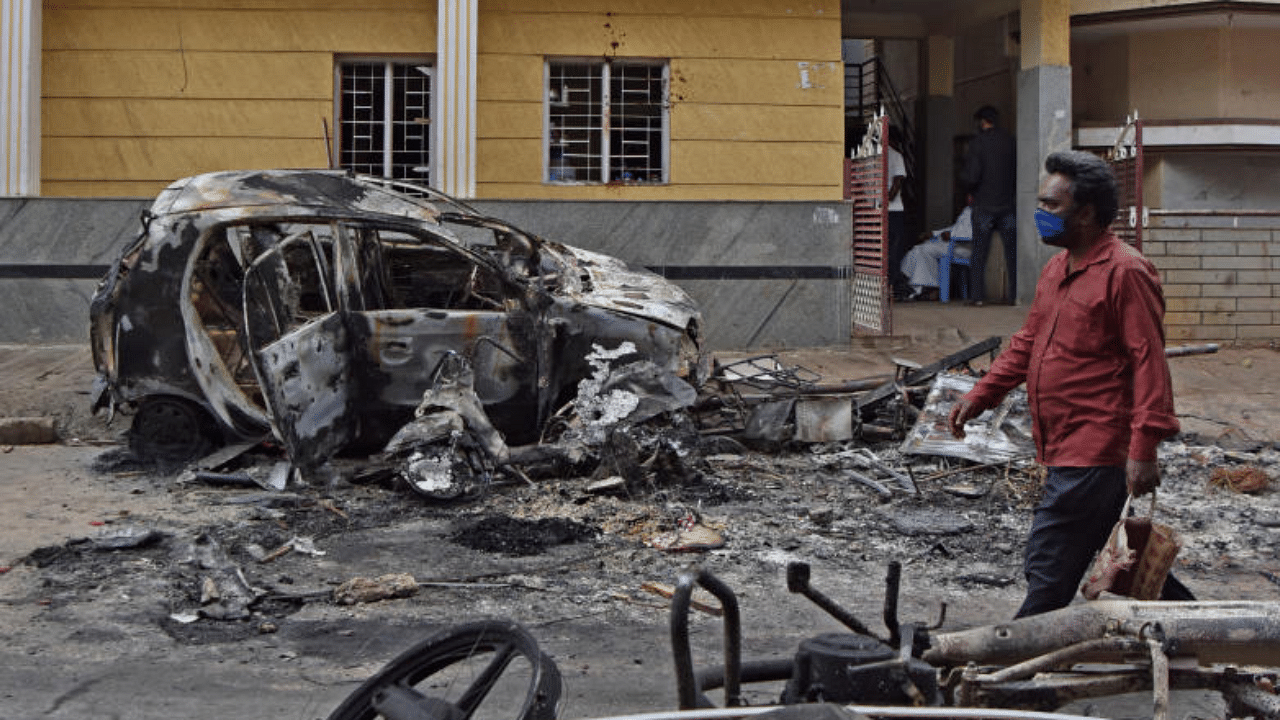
[{"xmin": 964, "ymin": 231, "xmax": 1179, "ymax": 466}]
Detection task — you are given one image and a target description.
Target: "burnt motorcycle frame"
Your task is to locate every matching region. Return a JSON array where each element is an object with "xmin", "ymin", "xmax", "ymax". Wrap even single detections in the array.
[
  {"xmin": 670, "ymin": 564, "xmax": 1280, "ymax": 720},
  {"xmin": 323, "ymin": 563, "xmax": 1280, "ymax": 720}
]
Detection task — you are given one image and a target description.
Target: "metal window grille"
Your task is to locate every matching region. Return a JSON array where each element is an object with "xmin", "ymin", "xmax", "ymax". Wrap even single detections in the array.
[
  {"xmin": 339, "ymin": 61, "xmax": 432, "ymax": 182},
  {"xmin": 547, "ymin": 59, "xmax": 667, "ymax": 184}
]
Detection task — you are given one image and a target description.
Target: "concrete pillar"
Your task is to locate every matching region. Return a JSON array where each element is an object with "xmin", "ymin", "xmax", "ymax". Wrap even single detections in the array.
[
  {"xmin": 1, "ymin": 0, "xmax": 40, "ymax": 196},
  {"xmin": 921, "ymin": 35, "xmax": 956, "ymax": 230},
  {"xmin": 1016, "ymin": 0, "xmax": 1072, "ymax": 304},
  {"xmin": 436, "ymin": 0, "xmax": 477, "ymax": 198}
]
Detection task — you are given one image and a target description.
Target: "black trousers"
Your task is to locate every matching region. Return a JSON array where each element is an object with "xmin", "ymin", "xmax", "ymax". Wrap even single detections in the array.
[
  {"xmin": 1015, "ymin": 465, "xmax": 1195, "ymax": 619},
  {"xmin": 970, "ymin": 207, "xmax": 1018, "ymax": 303},
  {"xmin": 887, "ymin": 211, "xmax": 907, "ymax": 292}
]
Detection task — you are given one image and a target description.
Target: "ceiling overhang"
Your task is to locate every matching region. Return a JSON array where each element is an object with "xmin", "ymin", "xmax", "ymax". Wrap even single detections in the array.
[{"xmin": 841, "ymin": 0, "xmax": 1019, "ymax": 38}]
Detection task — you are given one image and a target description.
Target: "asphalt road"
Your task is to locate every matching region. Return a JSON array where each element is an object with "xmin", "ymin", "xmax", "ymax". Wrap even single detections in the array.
[{"xmin": 1, "ymin": 340, "xmax": 1278, "ymax": 720}]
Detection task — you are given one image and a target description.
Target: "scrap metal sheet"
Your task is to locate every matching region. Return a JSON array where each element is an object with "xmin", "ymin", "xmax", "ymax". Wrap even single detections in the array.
[{"xmin": 900, "ymin": 374, "xmax": 1033, "ymax": 463}]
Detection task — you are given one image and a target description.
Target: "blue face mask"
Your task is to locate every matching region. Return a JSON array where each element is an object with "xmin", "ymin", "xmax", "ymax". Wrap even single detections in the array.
[{"xmin": 1035, "ymin": 207, "xmax": 1066, "ymax": 239}]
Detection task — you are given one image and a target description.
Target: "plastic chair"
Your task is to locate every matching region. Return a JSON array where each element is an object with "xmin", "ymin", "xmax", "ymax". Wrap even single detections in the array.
[{"xmin": 937, "ymin": 232, "xmax": 973, "ymax": 303}]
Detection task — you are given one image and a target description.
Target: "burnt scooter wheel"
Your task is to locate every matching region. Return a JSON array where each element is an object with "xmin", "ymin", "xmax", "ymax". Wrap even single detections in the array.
[
  {"xmin": 128, "ymin": 396, "xmax": 217, "ymax": 462},
  {"xmin": 326, "ymin": 620, "xmax": 562, "ymax": 720}
]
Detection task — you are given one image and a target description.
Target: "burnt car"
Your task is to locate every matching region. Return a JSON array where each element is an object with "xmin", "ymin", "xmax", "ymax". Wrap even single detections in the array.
[{"xmin": 90, "ymin": 170, "xmax": 708, "ymax": 468}]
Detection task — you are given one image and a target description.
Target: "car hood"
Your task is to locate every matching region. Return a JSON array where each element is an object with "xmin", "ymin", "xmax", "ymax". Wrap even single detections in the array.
[{"xmin": 551, "ymin": 245, "xmax": 701, "ymax": 332}]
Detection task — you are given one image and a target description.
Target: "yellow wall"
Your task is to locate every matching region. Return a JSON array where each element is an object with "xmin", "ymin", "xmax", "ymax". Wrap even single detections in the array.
[
  {"xmin": 44, "ymin": 0, "xmax": 842, "ymax": 200},
  {"xmin": 475, "ymin": 0, "xmax": 844, "ymax": 200},
  {"xmin": 42, "ymin": 0, "xmax": 436, "ymax": 197}
]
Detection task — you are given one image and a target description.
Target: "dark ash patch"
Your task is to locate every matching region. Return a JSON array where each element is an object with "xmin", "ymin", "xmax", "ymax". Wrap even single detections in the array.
[{"xmin": 449, "ymin": 516, "xmax": 597, "ymax": 556}]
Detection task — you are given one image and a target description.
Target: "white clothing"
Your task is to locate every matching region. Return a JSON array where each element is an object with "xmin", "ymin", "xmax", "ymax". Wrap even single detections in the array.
[
  {"xmin": 900, "ymin": 207, "xmax": 973, "ymax": 293},
  {"xmin": 887, "ymin": 146, "xmax": 906, "ymax": 212}
]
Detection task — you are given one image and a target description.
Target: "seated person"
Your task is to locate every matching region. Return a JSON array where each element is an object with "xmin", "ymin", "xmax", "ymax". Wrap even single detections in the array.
[{"xmin": 899, "ymin": 203, "xmax": 972, "ymax": 300}]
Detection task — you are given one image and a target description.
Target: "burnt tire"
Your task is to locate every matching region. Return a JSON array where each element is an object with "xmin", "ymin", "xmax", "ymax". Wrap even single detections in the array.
[
  {"xmin": 326, "ymin": 620, "xmax": 562, "ymax": 720},
  {"xmin": 128, "ymin": 396, "xmax": 217, "ymax": 463}
]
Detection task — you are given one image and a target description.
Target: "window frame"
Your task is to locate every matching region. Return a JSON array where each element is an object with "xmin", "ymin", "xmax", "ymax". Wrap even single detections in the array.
[
  {"xmin": 334, "ymin": 56, "xmax": 435, "ymax": 183},
  {"xmin": 543, "ymin": 57, "xmax": 671, "ymax": 186}
]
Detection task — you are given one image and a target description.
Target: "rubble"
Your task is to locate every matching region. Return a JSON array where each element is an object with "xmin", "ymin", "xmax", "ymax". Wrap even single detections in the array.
[
  {"xmin": 644, "ymin": 517, "xmax": 726, "ymax": 552},
  {"xmin": 89, "ymin": 525, "xmax": 167, "ymax": 550},
  {"xmin": 11, "ymin": 307, "xmax": 1280, "ymax": 718},
  {"xmin": 0, "ymin": 416, "xmax": 58, "ymax": 445},
  {"xmin": 178, "ymin": 532, "xmax": 260, "ymax": 621},
  {"xmin": 11, "ymin": 373, "xmax": 1280, "ymax": 719},
  {"xmin": 1209, "ymin": 465, "xmax": 1270, "ymax": 493},
  {"xmin": 333, "ymin": 573, "xmax": 420, "ymax": 605}
]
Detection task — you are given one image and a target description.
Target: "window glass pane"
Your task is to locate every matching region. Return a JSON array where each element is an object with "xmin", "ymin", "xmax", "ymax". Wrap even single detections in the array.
[
  {"xmin": 547, "ymin": 59, "xmax": 665, "ymax": 185},
  {"xmin": 339, "ymin": 60, "xmax": 431, "ymax": 181},
  {"xmin": 339, "ymin": 62, "xmax": 386, "ymax": 176},
  {"xmin": 548, "ymin": 61, "xmax": 604, "ymax": 183},
  {"xmin": 391, "ymin": 64, "xmax": 432, "ymax": 182},
  {"xmin": 609, "ymin": 62, "xmax": 664, "ymax": 183}
]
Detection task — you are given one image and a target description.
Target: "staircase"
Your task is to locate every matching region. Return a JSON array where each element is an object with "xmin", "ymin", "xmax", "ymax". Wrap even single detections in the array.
[{"xmin": 843, "ymin": 56, "xmax": 919, "ymax": 215}]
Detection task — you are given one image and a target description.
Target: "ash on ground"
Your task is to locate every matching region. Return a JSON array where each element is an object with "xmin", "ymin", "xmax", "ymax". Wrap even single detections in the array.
[{"xmin": 16, "ymin": 431, "xmax": 1278, "ymax": 651}]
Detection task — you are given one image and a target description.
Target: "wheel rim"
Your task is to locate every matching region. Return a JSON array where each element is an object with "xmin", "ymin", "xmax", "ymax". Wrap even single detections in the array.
[
  {"xmin": 129, "ymin": 397, "xmax": 215, "ymax": 462},
  {"xmin": 326, "ymin": 620, "xmax": 562, "ymax": 720}
]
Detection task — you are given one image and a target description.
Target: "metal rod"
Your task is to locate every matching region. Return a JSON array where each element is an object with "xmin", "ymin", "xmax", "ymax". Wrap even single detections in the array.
[
  {"xmin": 925, "ymin": 599, "xmax": 1280, "ymax": 667},
  {"xmin": 786, "ymin": 562, "xmax": 888, "ymax": 644},
  {"xmin": 857, "ymin": 450, "xmax": 917, "ymax": 494},
  {"xmin": 976, "ymin": 637, "xmax": 1148, "ymax": 683},
  {"xmin": 807, "ymin": 376, "xmax": 893, "ymax": 393},
  {"xmin": 847, "ymin": 469, "xmax": 892, "ymax": 499},
  {"xmin": 884, "ymin": 561, "xmax": 902, "ymax": 648},
  {"xmin": 579, "ymin": 705, "xmax": 1109, "ymax": 720},
  {"xmin": 1150, "ymin": 208, "xmax": 1280, "ymax": 217},
  {"xmin": 670, "ymin": 566, "xmax": 743, "ymax": 710},
  {"xmin": 1164, "ymin": 343, "xmax": 1219, "ymax": 358},
  {"xmin": 670, "ymin": 568, "xmax": 701, "ymax": 710}
]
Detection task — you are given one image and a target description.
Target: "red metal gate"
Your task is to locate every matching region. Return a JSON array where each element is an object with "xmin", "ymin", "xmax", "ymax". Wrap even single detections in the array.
[
  {"xmin": 1103, "ymin": 112, "xmax": 1144, "ymax": 250},
  {"xmin": 846, "ymin": 113, "xmax": 892, "ymax": 336}
]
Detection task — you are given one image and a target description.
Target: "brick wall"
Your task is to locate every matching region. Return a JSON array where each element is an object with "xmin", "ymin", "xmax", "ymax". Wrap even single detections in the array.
[{"xmin": 1145, "ymin": 212, "xmax": 1280, "ymax": 344}]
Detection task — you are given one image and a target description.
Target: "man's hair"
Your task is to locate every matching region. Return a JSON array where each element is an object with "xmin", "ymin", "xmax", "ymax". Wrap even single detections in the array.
[
  {"xmin": 1044, "ymin": 150, "xmax": 1119, "ymax": 228},
  {"xmin": 974, "ymin": 105, "xmax": 999, "ymax": 125}
]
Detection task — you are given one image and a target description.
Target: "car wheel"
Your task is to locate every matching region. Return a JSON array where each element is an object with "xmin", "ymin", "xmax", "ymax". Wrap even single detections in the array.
[
  {"xmin": 325, "ymin": 620, "xmax": 562, "ymax": 720},
  {"xmin": 128, "ymin": 396, "xmax": 217, "ymax": 462}
]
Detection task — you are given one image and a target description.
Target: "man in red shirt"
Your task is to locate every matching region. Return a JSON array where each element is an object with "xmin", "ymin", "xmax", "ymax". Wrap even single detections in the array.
[{"xmin": 947, "ymin": 150, "xmax": 1193, "ymax": 617}]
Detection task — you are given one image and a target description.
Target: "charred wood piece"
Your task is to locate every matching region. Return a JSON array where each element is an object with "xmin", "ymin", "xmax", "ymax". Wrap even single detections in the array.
[{"xmin": 856, "ymin": 336, "xmax": 1002, "ymax": 415}]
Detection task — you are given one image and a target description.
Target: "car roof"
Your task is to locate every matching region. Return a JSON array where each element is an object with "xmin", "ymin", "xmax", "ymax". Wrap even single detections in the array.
[{"xmin": 149, "ymin": 169, "xmax": 458, "ymax": 224}]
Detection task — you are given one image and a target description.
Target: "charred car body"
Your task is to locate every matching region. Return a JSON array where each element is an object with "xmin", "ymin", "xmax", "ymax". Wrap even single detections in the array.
[{"xmin": 90, "ymin": 170, "xmax": 708, "ymax": 469}]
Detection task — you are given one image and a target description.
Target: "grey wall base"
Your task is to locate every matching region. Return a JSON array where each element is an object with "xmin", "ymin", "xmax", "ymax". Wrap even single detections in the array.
[
  {"xmin": 0, "ymin": 198, "xmax": 853, "ymax": 349},
  {"xmin": 0, "ymin": 198, "xmax": 148, "ymax": 344},
  {"xmin": 472, "ymin": 200, "xmax": 852, "ymax": 349}
]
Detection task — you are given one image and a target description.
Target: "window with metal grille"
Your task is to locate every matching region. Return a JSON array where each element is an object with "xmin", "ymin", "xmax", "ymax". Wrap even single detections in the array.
[
  {"xmin": 337, "ymin": 60, "xmax": 432, "ymax": 182},
  {"xmin": 546, "ymin": 59, "xmax": 668, "ymax": 184}
]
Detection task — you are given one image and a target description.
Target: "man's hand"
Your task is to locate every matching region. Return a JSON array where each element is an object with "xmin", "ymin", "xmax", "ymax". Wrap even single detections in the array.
[
  {"xmin": 947, "ymin": 399, "xmax": 982, "ymax": 439},
  {"xmin": 1126, "ymin": 458, "xmax": 1161, "ymax": 497}
]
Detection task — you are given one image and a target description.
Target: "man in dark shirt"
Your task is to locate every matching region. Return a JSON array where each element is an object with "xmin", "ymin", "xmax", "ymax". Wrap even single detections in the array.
[
  {"xmin": 947, "ymin": 150, "xmax": 1194, "ymax": 617},
  {"xmin": 961, "ymin": 106, "xmax": 1017, "ymax": 305}
]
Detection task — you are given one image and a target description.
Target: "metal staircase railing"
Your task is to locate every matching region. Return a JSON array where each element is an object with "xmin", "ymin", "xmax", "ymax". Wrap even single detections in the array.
[{"xmin": 844, "ymin": 57, "xmax": 918, "ymax": 214}]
